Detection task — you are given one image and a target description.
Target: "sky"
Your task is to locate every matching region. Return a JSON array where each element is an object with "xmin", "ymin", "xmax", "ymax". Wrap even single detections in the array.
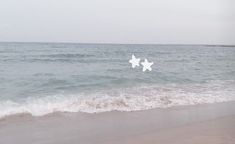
[{"xmin": 0, "ymin": 0, "xmax": 234, "ymax": 45}]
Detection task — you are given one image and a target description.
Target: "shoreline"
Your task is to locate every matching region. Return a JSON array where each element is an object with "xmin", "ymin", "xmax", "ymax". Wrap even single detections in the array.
[
  {"xmin": 1, "ymin": 101, "xmax": 235, "ymax": 144},
  {"xmin": 1, "ymin": 100, "xmax": 235, "ymax": 121}
]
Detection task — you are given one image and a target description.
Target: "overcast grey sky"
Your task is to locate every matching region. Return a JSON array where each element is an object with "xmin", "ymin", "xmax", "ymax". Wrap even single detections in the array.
[{"xmin": 0, "ymin": 0, "xmax": 234, "ymax": 44}]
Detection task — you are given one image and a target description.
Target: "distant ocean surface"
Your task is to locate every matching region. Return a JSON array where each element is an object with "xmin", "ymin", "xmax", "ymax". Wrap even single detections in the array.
[{"xmin": 0, "ymin": 42, "xmax": 235, "ymax": 118}]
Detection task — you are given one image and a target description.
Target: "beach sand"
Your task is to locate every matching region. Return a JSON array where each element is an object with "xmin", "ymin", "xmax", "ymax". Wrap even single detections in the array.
[
  {"xmin": 107, "ymin": 116, "xmax": 235, "ymax": 144},
  {"xmin": 0, "ymin": 101, "xmax": 235, "ymax": 144}
]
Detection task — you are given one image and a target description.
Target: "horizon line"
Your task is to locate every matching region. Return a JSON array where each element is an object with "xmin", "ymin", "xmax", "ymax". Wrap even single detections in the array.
[{"xmin": 0, "ymin": 41, "xmax": 234, "ymax": 46}]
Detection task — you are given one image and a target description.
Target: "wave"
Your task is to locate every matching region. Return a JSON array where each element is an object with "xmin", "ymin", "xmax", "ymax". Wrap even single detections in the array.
[
  {"xmin": 40, "ymin": 53, "xmax": 94, "ymax": 58},
  {"xmin": 0, "ymin": 80, "xmax": 234, "ymax": 118}
]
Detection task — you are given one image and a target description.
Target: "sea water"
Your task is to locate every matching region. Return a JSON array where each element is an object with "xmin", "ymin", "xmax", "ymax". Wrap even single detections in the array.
[{"xmin": 0, "ymin": 43, "xmax": 235, "ymax": 117}]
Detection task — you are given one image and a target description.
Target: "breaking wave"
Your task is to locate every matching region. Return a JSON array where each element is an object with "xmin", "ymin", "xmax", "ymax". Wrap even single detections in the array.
[{"xmin": 0, "ymin": 80, "xmax": 235, "ymax": 118}]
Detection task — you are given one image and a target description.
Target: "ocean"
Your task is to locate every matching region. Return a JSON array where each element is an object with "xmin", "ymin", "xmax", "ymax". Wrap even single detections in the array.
[{"xmin": 0, "ymin": 42, "xmax": 235, "ymax": 118}]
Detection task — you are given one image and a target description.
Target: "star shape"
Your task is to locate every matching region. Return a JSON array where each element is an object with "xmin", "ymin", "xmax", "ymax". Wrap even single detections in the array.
[
  {"xmin": 129, "ymin": 54, "xmax": 140, "ymax": 68},
  {"xmin": 141, "ymin": 59, "xmax": 154, "ymax": 72}
]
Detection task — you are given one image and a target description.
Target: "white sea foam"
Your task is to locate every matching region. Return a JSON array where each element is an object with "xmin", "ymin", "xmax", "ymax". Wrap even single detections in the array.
[{"xmin": 0, "ymin": 80, "xmax": 234, "ymax": 118}]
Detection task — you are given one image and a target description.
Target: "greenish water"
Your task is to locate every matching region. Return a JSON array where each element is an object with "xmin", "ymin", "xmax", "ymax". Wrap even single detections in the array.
[{"xmin": 0, "ymin": 43, "xmax": 235, "ymax": 117}]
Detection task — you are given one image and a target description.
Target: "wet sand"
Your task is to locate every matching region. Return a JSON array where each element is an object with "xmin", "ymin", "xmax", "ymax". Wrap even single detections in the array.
[
  {"xmin": 0, "ymin": 101, "xmax": 235, "ymax": 144},
  {"xmin": 106, "ymin": 116, "xmax": 235, "ymax": 144}
]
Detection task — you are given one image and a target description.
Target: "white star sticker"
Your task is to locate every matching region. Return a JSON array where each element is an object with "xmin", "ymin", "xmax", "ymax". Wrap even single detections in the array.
[
  {"xmin": 129, "ymin": 54, "xmax": 140, "ymax": 68},
  {"xmin": 141, "ymin": 59, "xmax": 154, "ymax": 72}
]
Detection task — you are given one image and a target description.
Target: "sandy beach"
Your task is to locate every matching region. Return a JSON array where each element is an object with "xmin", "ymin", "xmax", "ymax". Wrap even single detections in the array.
[
  {"xmin": 1, "ymin": 0, "xmax": 235, "ymax": 143},
  {"xmin": 109, "ymin": 116, "xmax": 235, "ymax": 144},
  {"xmin": 0, "ymin": 101, "xmax": 235, "ymax": 144}
]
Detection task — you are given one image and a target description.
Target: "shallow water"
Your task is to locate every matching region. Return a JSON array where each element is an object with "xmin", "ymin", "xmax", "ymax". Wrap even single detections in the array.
[{"xmin": 0, "ymin": 43, "xmax": 235, "ymax": 117}]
